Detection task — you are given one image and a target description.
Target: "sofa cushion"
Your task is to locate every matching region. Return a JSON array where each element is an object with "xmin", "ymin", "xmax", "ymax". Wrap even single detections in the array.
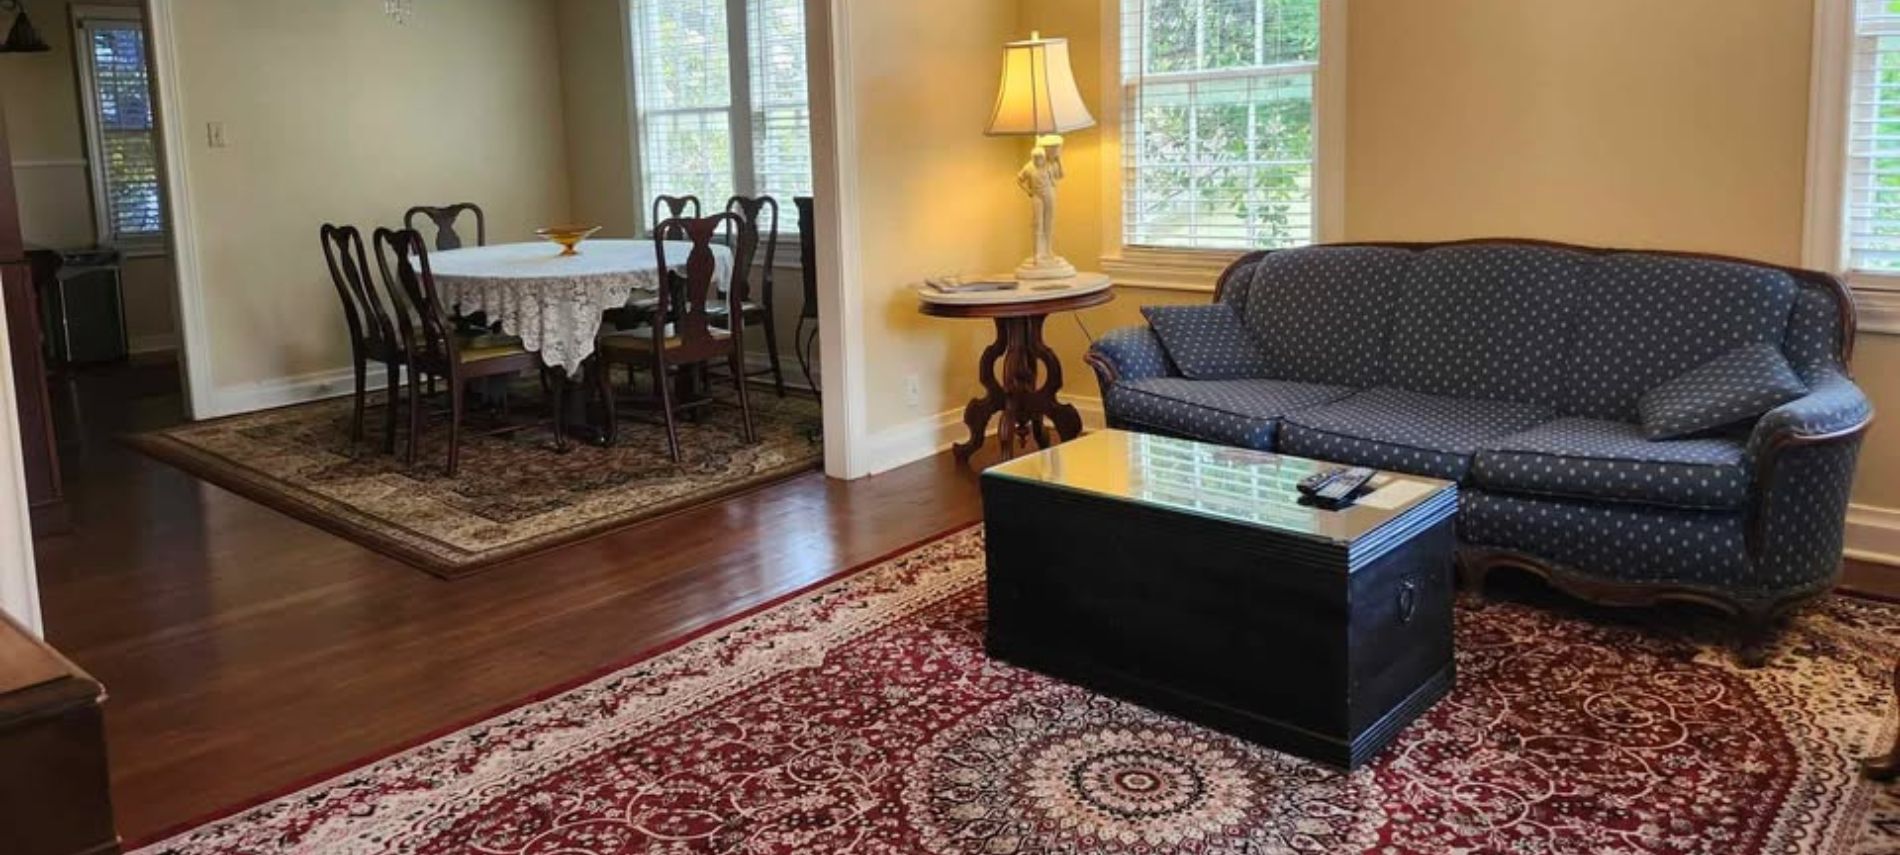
[
  {"xmin": 1471, "ymin": 418, "xmax": 1751, "ymax": 510},
  {"xmin": 1783, "ymin": 281, "xmax": 1850, "ymax": 380},
  {"xmin": 1278, "ymin": 387, "xmax": 1554, "ymax": 481},
  {"xmin": 1561, "ymin": 254, "xmax": 1799, "ymax": 421},
  {"xmin": 1239, "ymin": 246, "xmax": 1414, "ymax": 388},
  {"xmin": 1141, "ymin": 304, "xmax": 1269, "ymax": 380},
  {"xmin": 1637, "ymin": 343, "xmax": 1807, "ymax": 440},
  {"xmin": 1383, "ymin": 244, "xmax": 1588, "ymax": 408},
  {"xmin": 1106, "ymin": 378, "xmax": 1354, "ymax": 450}
]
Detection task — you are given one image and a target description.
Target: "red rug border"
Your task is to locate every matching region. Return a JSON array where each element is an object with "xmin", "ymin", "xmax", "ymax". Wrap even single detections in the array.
[{"xmin": 122, "ymin": 521, "xmax": 983, "ymax": 850}]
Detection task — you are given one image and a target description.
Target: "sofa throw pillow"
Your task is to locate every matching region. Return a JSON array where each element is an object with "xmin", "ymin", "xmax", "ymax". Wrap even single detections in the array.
[
  {"xmin": 1637, "ymin": 343, "xmax": 1808, "ymax": 440},
  {"xmin": 1142, "ymin": 303, "xmax": 1270, "ymax": 380}
]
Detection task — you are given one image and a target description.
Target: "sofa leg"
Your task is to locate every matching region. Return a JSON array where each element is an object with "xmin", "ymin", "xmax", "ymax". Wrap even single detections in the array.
[
  {"xmin": 1734, "ymin": 610, "xmax": 1778, "ymax": 670},
  {"xmin": 1455, "ymin": 554, "xmax": 1490, "ymax": 606}
]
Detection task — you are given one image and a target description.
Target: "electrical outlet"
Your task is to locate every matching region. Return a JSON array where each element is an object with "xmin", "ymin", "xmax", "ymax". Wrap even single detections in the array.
[
  {"xmin": 905, "ymin": 374, "xmax": 921, "ymax": 409},
  {"xmin": 206, "ymin": 121, "xmax": 228, "ymax": 149}
]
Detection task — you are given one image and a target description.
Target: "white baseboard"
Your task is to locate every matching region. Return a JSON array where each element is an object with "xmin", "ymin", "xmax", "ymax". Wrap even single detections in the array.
[
  {"xmin": 206, "ymin": 364, "xmax": 387, "ymax": 419},
  {"xmin": 1847, "ymin": 503, "xmax": 1900, "ymax": 568},
  {"xmin": 127, "ymin": 334, "xmax": 180, "ymax": 355},
  {"xmin": 862, "ymin": 394, "xmax": 1108, "ymax": 476}
]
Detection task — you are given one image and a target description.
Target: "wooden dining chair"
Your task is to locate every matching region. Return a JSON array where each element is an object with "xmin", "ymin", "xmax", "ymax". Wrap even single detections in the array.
[
  {"xmin": 404, "ymin": 203, "xmax": 486, "ymax": 251},
  {"xmin": 372, "ymin": 227, "xmax": 566, "ymax": 476},
  {"xmin": 608, "ymin": 194, "xmax": 708, "ymax": 332},
  {"xmin": 650, "ymin": 195, "xmax": 700, "ymax": 237},
  {"xmin": 712, "ymin": 195, "xmax": 785, "ymax": 396},
  {"xmin": 793, "ymin": 196, "xmax": 820, "ymax": 395},
  {"xmin": 594, "ymin": 213, "xmax": 757, "ymax": 462},
  {"xmin": 321, "ymin": 223, "xmax": 408, "ymax": 453}
]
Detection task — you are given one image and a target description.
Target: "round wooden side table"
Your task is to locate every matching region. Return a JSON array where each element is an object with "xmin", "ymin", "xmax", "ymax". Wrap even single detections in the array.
[{"xmin": 918, "ymin": 274, "xmax": 1113, "ymax": 463}]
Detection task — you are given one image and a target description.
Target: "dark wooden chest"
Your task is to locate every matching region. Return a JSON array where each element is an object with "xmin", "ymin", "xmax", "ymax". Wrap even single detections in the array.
[{"xmin": 983, "ymin": 441, "xmax": 1458, "ymax": 769}]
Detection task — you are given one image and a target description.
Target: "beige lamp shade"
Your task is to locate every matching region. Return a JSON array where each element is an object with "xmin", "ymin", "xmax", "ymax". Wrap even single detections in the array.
[{"xmin": 986, "ymin": 33, "xmax": 1095, "ymax": 136}]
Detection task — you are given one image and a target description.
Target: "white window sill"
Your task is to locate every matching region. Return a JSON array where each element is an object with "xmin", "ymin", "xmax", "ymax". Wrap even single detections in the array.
[
  {"xmin": 1854, "ymin": 287, "xmax": 1900, "ymax": 335},
  {"xmin": 1100, "ymin": 247, "xmax": 1252, "ymax": 293}
]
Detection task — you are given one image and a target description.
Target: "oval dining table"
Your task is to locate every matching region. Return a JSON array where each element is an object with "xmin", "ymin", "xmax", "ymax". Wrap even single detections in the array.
[
  {"xmin": 428, "ymin": 239, "xmax": 735, "ymax": 377},
  {"xmin": 427, "ymin": 238, "xmax": 736, "ymax": 443}
]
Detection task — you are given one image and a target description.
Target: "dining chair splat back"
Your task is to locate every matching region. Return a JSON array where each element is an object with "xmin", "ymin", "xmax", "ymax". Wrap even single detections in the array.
[
  {"xmin": 321, "ymin": 223, "xmax": 406, "ymax": 452},
  {"xmin": 596, "ymin": 213, "xmax": 757, "ymax": 462},
  {"xmin": 720, "ymin": 195, "xmax": 785, "ymax": 396},
  {"xmin": 405, "ymin": 203, "xmax": 486, "ymax": 252},
  {"xmin": 372, "ymin": 227, "xmax": 561, "ymax": 475},
  {"xmin": 793, "ymin": 196, "xmax": 819, "ymax": 395},
  {"xmin": 650, "ymin": 195, "xmax": 701, "ymax": 239}
]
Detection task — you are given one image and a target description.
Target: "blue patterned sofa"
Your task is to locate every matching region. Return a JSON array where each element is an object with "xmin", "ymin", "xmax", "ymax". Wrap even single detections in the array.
[{"xmin": 1086, "ymin": 240, "xmax": 1872, "ymax": 663}]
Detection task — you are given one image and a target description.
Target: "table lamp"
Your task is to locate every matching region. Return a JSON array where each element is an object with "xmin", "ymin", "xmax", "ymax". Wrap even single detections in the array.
[{"xmin": 987, "ymin": 32, "xmax": 1095, "ymax": 280}]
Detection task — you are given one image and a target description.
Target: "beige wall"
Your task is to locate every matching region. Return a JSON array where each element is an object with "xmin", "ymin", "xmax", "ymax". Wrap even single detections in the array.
[
  {"xmin": 2, "ymin": 0, "xmax": 178, "ymax": 351},
  {"xmin": 842, "ymin": 0, "xmax": 1030, "ymax": 434},
  {"xmin": 557, "ymin": 0, "xmax": 639, "ymax": 239},
  {"xmin": 165, "ymin": 0, "xmax": 571, "ymax": 390}
]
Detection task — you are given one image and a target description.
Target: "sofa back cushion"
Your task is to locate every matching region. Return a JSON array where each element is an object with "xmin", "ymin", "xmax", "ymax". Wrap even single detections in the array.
[
  {"xmin": 1235, "ymin": 246, "xmax": 1413, "ymax": 387},
  {"xmin": 1381, "ymin": 244, "xmax": 1588, "ymax": 408},
  {"xmin": 1560, "ymin": 254, "xmax": 1799, "ymax": 421},
  {"xmin": 1782, "ymin": 281, "xmax": 1849, "ymax": 381}
]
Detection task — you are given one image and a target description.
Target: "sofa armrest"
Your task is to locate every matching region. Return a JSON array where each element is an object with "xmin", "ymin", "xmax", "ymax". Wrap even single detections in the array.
[
  {"xmin": 1085, "ymin": 325, "xmax": 1176, "ymax": 388},
  {"xmin": 1746, "ymin": 370, "xmax": 1874, "ymax": 458},
  {"xmin": 1742, "ymin": 370, "xmax": 1874, "ymax": 592}
]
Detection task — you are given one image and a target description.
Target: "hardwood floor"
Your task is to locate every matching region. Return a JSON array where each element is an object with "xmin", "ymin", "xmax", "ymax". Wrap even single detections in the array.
[
  {"xmin": 28, "ymin": 358, "xmax": 1900, "ymax": 842},
  {"xmin": 32, "ymin": 360, "xmax": 991, "ymax": 842}
]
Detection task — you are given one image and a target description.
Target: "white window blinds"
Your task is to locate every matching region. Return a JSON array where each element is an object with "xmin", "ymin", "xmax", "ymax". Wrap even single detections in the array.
[
  {"xmin": 79, "ymin": 17, "xmax": 165, "ymax": 245},
  {"xmin": 748, "ymin": 0, "xmax": 812, "ymax": 234},
  {"xmin": 1850, "ymin": 1, "xmax": 1900, "ymax": 272},
  {"xmin": 632, "ymin": 0, "xmax": 735, "ymax": 216},
  {"xmin": 631, "ymin": 0, "xmax": 812, "ymax": 236},
  {"xmin": 1120, "ymin": 0, "xmax": 1319, "ymax": 251}
]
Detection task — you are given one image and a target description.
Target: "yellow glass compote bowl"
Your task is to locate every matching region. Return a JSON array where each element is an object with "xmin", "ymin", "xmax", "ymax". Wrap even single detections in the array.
[{"xmin": 535, "ymin": 225, "xmax": 603, "ymax": 257}]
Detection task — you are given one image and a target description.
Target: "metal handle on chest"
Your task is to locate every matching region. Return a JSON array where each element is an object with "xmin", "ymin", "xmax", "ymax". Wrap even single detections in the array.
[{"xmin": 1397, "ymin": 578, "xmax": 1420, "ymax": 625}]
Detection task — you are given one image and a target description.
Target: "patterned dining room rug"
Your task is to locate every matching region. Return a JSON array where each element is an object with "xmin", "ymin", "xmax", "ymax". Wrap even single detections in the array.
[
  {"xmin": 127, "ymin": 391, "xmax": 824, "ymax": 577},
  {"xmin": 131, "ymin": 527, "xmax": 1900, "ymax": 854}
]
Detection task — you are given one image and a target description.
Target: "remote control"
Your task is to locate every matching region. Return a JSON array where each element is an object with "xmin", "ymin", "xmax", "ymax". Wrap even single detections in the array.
[
  {"xmin": 1310, "ymin": 467, "xmax": 1377, "ymax": 509},
  {"xmin": 1297, "ymin": 466, "xmax": 1346, "ymax": 497}
]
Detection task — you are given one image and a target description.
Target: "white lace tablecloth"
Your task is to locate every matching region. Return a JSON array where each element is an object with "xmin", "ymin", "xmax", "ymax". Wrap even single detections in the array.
[{"xmin": 430, "ymin": 240, "xmax": 733, "ymax": 376}]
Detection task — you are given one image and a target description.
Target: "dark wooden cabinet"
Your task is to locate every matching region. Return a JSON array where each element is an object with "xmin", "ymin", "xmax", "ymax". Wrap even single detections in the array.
[
  {"xmin": 0, "ymin": 614, "xmax": 118, "ymax": 855},
  {"xmin": 0, "ymin": 90, "xmax": 67, "ymax": 534}
]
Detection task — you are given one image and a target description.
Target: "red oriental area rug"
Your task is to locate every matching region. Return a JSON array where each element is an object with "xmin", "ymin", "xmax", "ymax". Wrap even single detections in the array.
[{"xmin": 134, "ymin": 528, "xmax": 1900, "ymax": 854}]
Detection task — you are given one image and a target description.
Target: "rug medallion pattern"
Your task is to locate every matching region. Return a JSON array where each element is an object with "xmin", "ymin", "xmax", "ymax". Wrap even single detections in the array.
[
  {"xmin": 135, "ymin": 530, "xmax": 1900, "ymax": 853},
  {"xmin": 129, "ymin": 394, "xmax": 823, "ymax": 576}
]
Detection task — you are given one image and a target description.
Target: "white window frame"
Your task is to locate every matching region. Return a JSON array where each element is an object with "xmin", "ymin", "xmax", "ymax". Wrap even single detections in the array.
[
  {"xmin": 626, "ymin": 0, "xmax": 808, "ymax": 267},
  {"xmin": 72, "ymin": 4, "xmax": 166, "ymax": 257},
  {"xmin": 1805, "ymin": 0, "xmax": 1900, "ymax": 334},
  {"xmin": 1098, "ymin": 0, "xmax": 1345, "ymax": 292}
]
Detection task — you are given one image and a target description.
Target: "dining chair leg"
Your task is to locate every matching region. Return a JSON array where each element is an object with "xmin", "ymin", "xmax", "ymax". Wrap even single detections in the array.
[
  {"xmin": 654, "ymin": 359, "xmax": 682, "ymax": 463},
  {"xmin": 548, "ymin": 367, "xmax": 571, "ymax": 454},
  {"xmin": 447, "ymin": 376, "xmax": 466, "ymax": 477},
  {"xmin": 594, "ymin": 358, "xmax": 618, "ymax": 447},
  {"xmin": 350, "ymin": 353, "xmax": 368, "ymax": 447},
  {"xmin": 382, "ymin": 360, "xmax": 402, "ymax": 455},
  {"xmin": 730, "ymin": 349, "xmax": 758, "ymax": 444},
  {"xmin": 406, "ymin": 367, "xmax": 426, "ymax": 466},
  {"xmin": 761, "ymin": 313, "xmax": 786, "ymax": 398}
]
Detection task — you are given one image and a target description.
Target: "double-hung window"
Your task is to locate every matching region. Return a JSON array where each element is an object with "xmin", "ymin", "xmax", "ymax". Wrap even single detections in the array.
[
  {"xmin": 1809, "ymin": 0, "xmax": 1900, "ymax": 331},
  {"xmin": 1118, "ymin": 0, "xmax": 1327, "ymax": 253},
  {"xmin": 630, "ymin": 0, "xmax": 812, "ymax": 238},
  {"xmin": 73, "ymin": 6, "xmax": 165, "ymax": 251}
]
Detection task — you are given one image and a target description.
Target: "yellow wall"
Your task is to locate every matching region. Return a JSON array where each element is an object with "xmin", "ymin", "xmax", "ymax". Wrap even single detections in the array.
[
  {"xmin": 2, "ymin": 0, "xmax": 177, "ymax": 351},
  {"xmin": 556, "ymin": 0, "xmax": 639, "ymax": 239},
  {"xmin": 165, "ymin": 0, "xmax": 572, "ymax": 390},
  {"xmin": 841, "ymin": 0, "xmax": 1031, "ymax": 434}
]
